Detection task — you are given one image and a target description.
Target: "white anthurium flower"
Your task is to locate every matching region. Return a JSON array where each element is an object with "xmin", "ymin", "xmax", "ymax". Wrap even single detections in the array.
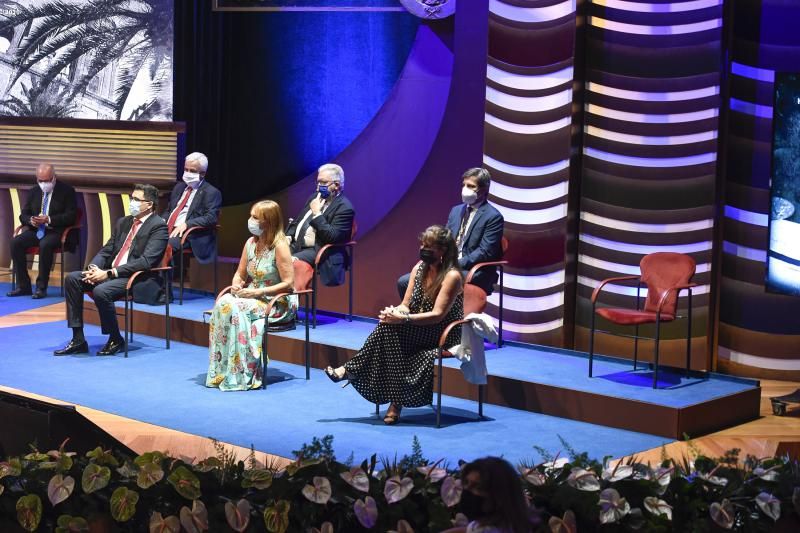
[
  {"xmin": 698, "ymin": 472, "xmax": 729, "ymax": 487},
  {"xmin": 340, "ymin": 467, "xmax": 370, "ymax": 493},
  {"xmin": 709, "ymin": 499, "xmax": 735, "ymax": 529},
  {"xmin": 518, "ymin": 466, "xmax": 547, "ymax": 486},
  {"xmin": 542, "ymin": 457, "xmax": 569, "ymax": 473},
  {"xmin": 301, "ymin": 476, "xmax": 332, "ymax": 505},
  {"xmin": 566, "ymin": 467, "xmax": 601, "ymax": 492},
  {"xmin": 602, "ymin": 460, "xmax": 633, "ymax": 482},
  {"xmin": 384, "ymin": 476, "xmax": 414, "ymax": 504},
  {"xmin": 598, "ymin": 488, "xmax": 630, "ymax": 524},
  {"xmin": 655, "ymin": 467, "xmax": 672, "ymax": 495},
  {"xmin": 753, "ymin": 466, "xmax": 779, "ymax": 482},
  {"xmin": 441, "ymin": 476, "xmax": 462, "ymax": 507},
  {"xmin": 417, "ymin": 465, "xmax": 447, "ymax": 483},
  {"xmin": 643, "ymin": 496, "xmax": 673, "ymax": 520},
  {"xmin": 755, "ymin": 492, "xmax": 781, "ymax": 521},
  {"xmin": 631, "ymin": 463, "xmax": 652, "ymax": 481},
  {"xmin": 547, "ymin": 510, "xmax": 577, "ymax": 533}
]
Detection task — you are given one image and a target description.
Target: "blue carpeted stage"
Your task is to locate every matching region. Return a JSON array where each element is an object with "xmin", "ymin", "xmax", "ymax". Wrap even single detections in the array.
[
  {"xmin": 0, "ymin": 282, "xmax": 64, "ymax": 316},
  {"xmin": 0, "ymin": 288, "xmax": 761, "ymax": 464}
]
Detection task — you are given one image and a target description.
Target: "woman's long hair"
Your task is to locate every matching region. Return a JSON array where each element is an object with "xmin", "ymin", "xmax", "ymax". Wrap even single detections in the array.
[
  {"xmin": 462, "ymin": 457, "xmax": 531, "ymax": 533},
  {"xmin": 251, "ymin": 200, "xmax": 286, "ymax": 250},
  {"xmin": 419, "ymin": 225, "xmax": 460, "ymax": 301}
]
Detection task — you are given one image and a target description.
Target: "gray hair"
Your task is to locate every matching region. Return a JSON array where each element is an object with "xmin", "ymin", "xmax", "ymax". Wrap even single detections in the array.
[
  {"xmin": 318, "ymin": 163, "xmax": 344, "ymax": 189},
  {"xmin": 185, "ymin": 152, "xmax": 209, "ymax": 173}
]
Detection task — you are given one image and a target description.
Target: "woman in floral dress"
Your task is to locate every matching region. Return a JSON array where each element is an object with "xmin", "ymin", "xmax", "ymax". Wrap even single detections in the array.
[{"xmin": 206, "ymin": 200, "xmax": 297, "ymax": 391}]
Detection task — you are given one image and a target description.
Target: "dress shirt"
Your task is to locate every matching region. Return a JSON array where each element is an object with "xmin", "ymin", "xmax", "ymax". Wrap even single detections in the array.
[
  {"xmin": 458, "ymin": 200, "xmax": 484, "ymax": 259},
  {"xmin": 171, "ymin": 180, "xmax": 203, "ymax": 228},
  {"xmin": 111, "ymin": 212, "xmax": 153, "ymax": 276},
  {"xmin": 295, "ymin": 199, "xmax": 327, "ymax": 248}
]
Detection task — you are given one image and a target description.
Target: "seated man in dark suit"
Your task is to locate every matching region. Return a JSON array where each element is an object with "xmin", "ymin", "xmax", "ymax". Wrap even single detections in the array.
[
  {"xmin": 8, "ymin": 163, "xmax": 77, "ymax": 299},
  {"xmin": 397, "ymin": 167, "xmax": 504, "ymax": 296},
  {"xmin": 55, "ymin": 184, "xmax": 168, "ymax": 356},
  {"xmin": 162, "ymin": 152, "xmax": 222, "ymax": 266},
  {"xmin": 285, "ymin": 163, "xmax": 355, "ymax": 286}
]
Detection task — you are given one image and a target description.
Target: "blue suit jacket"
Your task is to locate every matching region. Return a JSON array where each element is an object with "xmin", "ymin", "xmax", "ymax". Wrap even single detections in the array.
[
  {"xmin": 446, "ymin": 201, "xmax": 504, "ymax": 294},
  {"xmin": 162, "ymin": 180, "xmax": 222, "ymax": 264}
]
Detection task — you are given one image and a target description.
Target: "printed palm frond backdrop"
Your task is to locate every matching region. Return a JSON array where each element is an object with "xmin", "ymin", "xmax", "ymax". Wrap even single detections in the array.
[{"xmin": 0, "ymin": 0, "xmax": 173, "ymax": 120}]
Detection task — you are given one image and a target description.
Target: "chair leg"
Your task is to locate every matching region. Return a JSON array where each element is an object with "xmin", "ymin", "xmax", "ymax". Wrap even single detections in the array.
[
  {"xmin": 653, "ymin": 318, "xmax": 661, "ymax": 389},
  {"xmin": 124, "ymin": 298, "xmax": 129, "ymax": 358},
  {"xmin": 262, "ymin": 327, "xmax": 268, "ymax": 390},
  {"xmin": 348, "ymin": 249, "xmax": 354, "ymax": 322},
  {"xmin": 213, "ymin": 245, "xmax": 218, "ymax": 297},
  {"xmin": 589, "ymin": 307, "xmax": 596, "ymax": 377},
  {"xmin": 165, "ymin": 271, "xmax": 171, "ymax": 349},
  {"xmin": 633, "ymin": 325, "xmax": 639, "ymax": 370},
  {"xmin": 686, "ymin": 291, "xmax": 693, "ymax": 377},
  {"xmin": 478, "ymin": 384, "xmax": 484, "ymax": 420},
  {"xmin": 304, "ymin": 293, "xmax": 310, "ymax": 380},
  {"xmin": 60, "ymin": 251, "xmax": 65, "ymax": 296},
  {"xmin": 312, "ymin": 275, "xmax": 318, "ymax": 329},
  {"xmin": 129, "ymin": 301, "xmax": 134, "ymax": 342},
  {"xmin": 436, "ymin": 349, "xmax": 444, "ymax": 428},
  {"xmin": 498, "ymin": 266, "xmax": 504, "ymax": 348},
  {"xmin": 179, "ymin": 250, "xmax": 184, "ymax": 305}
]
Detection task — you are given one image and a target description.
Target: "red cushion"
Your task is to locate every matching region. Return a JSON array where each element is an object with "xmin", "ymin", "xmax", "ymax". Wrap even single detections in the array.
[
  {"xmin": 596, "ymin": 307, "xmax": 675, "ymax": 325},
  {"xmin": 463, "ymin": 284, "xmax": 487, "ymax": 315},
  {"xmin": 640, "ymin": 252, "xmax": 695, "ymax": 315},
  {"xmin": 25, "ymin": 246, "xmax": 62, "ymax": 254},
  {"xmin": 293, "ymin": 261, "xmax": 314, "ymax": 291}
]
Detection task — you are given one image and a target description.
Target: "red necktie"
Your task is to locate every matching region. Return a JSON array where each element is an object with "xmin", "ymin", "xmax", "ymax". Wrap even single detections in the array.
[
  {"xmin": 167, "ymin": 188, "xmax": 191, "ymax": 231},
  {"xmin": 112, "ymin": 219, "xmax": 142, "ymax": 268}
]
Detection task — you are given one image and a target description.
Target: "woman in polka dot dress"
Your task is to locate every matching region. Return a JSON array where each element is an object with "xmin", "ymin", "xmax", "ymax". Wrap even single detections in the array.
[{"xmin": 326, "ymin": 225, "xmax": 463, "ymax": 424}]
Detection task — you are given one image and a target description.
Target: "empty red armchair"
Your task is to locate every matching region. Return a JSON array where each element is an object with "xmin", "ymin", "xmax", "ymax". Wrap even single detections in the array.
[{"xmin": 588, "ymin": 252, "xmax": 697, "ymax": 389}]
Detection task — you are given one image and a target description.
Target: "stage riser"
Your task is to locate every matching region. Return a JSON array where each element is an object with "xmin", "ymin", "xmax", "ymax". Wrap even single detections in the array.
[{"xmin": 84, "ymin": 303, "xmax": 760, "ymax": 439}]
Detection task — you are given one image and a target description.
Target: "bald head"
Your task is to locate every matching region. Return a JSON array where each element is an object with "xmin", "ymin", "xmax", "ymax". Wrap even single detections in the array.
[{"xmin": 36, "ymin": 164, "xmax": 55, "ymax": 183}]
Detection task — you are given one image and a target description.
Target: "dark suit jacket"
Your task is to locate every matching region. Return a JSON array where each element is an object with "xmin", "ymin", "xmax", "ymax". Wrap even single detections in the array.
[
  {"xmin": 162, "ymin": 180, "xmax": 222, "ymax": 264},
  {"xmin": 19, "ymin": 180, "xmax": 78, "ymax": 233},
  {"xmin": 285, "ymin": 193, "xmax": 355, "ymax": 286},
  {"xmin": 446, "ymin": 201, "xmax": 504, "ymax": 294}
]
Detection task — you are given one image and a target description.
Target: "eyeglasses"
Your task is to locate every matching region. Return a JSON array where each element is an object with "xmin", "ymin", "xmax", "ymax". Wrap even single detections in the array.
[{"xmin": 131, "ymin": 196, "xmax": 148, "ymax": 202}]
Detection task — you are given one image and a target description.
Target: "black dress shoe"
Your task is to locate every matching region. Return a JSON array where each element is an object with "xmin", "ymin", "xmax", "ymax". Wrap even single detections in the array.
[
  {"xmin": 31, "ymin": 288, "xmax": 47, "ymax": 299},
  {"xmin": 54, "ymin": 340, "xmax": 89, "ymax": 356},
  {"xmin": 97, "ymin": 338, "xmax": 125, "ymax": 356},
  {"xmin": 6, "ymin": 287, "xmax": 32, "ymax": 297}
]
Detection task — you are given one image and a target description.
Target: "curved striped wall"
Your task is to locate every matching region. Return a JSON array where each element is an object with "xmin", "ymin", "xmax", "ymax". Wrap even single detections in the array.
[
  {"xmin": 573, "ymin": 0, "xmax": 723, "ymax": 368},
  {"xmin": 716, "ymin": 0, "xmax": 800, "ymax": 378},
  {"xmin": 483, "ymin": 0, "xmax": 578, "ymax": 345}
]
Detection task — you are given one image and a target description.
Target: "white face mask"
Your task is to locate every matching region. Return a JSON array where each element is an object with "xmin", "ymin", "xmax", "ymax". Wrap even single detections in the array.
[
  {"xmin": 129, "ymin": 199, "xmax": 149, "ymax": 217},
  {"xmin": 183, "ymin": 171, "xmax": 201, "ymax": 187},
  {"xmin": 248, "ymin": 218, "xmax": 263, "ymax": 236},
  {"xmin": 38, "ymin": 180, "xmax": 55, "ymax": 194},
  {"xmin": 461, "ymin": 186, "xmax": 478, "ymax": 205}
]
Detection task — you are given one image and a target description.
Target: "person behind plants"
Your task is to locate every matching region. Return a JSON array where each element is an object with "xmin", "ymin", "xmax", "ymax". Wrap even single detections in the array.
[
  {"xmin": 443, "ymin": 456, "xmax": 531, "ymax": 533},
  {"xmin": 205, "ymin": 200, "xmax": 297, "ymax": 391},
  {"xmin": 324, "ymin": 225, "xmax": 463, "ymax": 425}
]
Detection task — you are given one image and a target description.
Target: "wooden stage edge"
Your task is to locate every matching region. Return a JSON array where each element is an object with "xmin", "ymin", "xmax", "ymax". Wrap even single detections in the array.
[{"xmin": 84, "ymin": 302, "xmax": 762, "ymax": 441}]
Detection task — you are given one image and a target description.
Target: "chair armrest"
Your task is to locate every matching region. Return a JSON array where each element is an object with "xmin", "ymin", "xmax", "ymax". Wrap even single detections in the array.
[
  {"xmin": 656, "ymin": 283, "xmax": 698, "ymax": 314},
  {"xmin": 13, "ymin": 224, "xmax": 26, "ymax": 237},
  {"xmin": 180, "ymin": 224, "xmax": 219, "ymax": 246},
  {"xmin": 466, "ymin": 260, "xmax": 509, "ymax": 283},
  {"xmin": 314, "ymin": 241, "xmax": 357, "ymax": 266},
  {"xmin": 590, "ymin": 275, "xmax": 640, "ymax": 304},
  {"xmin": 125, "ymin": 266, "xmax": 172, "ymax": 291},
  {"xmin": 438, "ymin": 319, "xmax": 470, "ymax": 349},
  {"xmin": 60, "ymin": 222, "xmax": 82, "ymax": 247},
  {"xmin": 215, "ymin": 285, "xmax": 234, "ymax": 302}
]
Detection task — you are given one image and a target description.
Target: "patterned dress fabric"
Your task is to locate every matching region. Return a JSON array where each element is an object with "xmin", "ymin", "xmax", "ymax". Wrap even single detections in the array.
[
  {"xmin": 345, "ymin": 266, "xmax": 463, "ymax": 407},
  {"xmin": 206, "ymin": 239, "xmax": 297, "ymax": 391}
]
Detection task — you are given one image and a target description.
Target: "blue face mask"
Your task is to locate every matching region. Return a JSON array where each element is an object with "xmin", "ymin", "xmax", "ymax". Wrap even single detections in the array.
[{"xmin": 318, "ymin": 185, "xmax": 330, "ymax": 199}]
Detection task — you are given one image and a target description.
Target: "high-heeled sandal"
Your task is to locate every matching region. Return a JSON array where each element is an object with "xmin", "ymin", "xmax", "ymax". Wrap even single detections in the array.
[
  {"xmin": 383, "ymin": 404, "xmax": 402, "ymax": 425},
  {"xmin": 325, "ymin": 366, "xmax": 350, "ymax": 387}
]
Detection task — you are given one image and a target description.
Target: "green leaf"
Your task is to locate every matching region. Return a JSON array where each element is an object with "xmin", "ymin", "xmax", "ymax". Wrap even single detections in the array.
[
  {"xmin": 193, "ymin": 457, "xmax": 222, "ymax": 473},
  {"xmin": 263, "ymin": 500, "xmax": 291, "ymax": 533},
  {"xmin": 0, "ymin": 458, "xmax": 22, "ymax": 479},
  {"xmin": 55, "ymin": 514, "xmax": 89, "ymax": 533},
  {"xmin": 81, "ymin": 463, "xmax": 111, "ymax": 494},
  {"xmin": 48, "ymin": 474, "xmax": 75, "ymax": 506},
  {"xmin": 242, "ymin": 469, "xmax": 273, "ymax": 489},
  {"xmin": 86, "ymin": 447, "xmax": 119, "ymax": 467},
  {"xmin": 135, "ymin": 451, "xmax": 167, "ymax": 468},
  {"xmin": 110, "ymin": 486, "xmax": 139, "ymax": 522},
  {"xmin": 167, "ymin": 465, "xmax": 201, "ymax": 500},
  {"xmin": 24, "ymin": 451, "xmax": 50, "ymax": 462},
  {"xmin": 137, "ymin": 462, "xmax": 165, "ymax": 489},
  {"xmin": 16, "ymin": 494, "xmax": 42, "ymax": 532}
]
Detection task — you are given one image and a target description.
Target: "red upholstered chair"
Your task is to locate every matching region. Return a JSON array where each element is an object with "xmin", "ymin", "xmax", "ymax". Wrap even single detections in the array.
[
  {"xmin": 211, "ymin": 259, "xmax": 313, "ymax": 387},
  {"xmin": 85, "ymin": 245, "xmax": 173, "ymax": 358},
  {"xmin": 176, "ymin": 223, "xmax": 220, "ymax": 305},
  {"xmin": 588, "ymin": 252, "xmax": 697, "ymax": 389},
  {"xmin": 294, "ymin": 220, "xmax": 357, "ymax": 327},
  {"xmin": 12, "ymin": 207, "xmax": 83, "ymax": 296}
]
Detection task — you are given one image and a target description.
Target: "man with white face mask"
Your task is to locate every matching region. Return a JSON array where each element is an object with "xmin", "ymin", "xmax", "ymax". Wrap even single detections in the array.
[
  {"xmin": 56, "ymin": 184, "xmax": 168, "ymax": 356},
  {"xmin": 8, "ymin": 163, "xmax": 77, "ymax": 299},
  {"xmin": 397, "ymin": 167, "xmax": 504, "ymax": 296},
  {"xmin": 161, "ymin": 152, "xmax": 222, "ymax": 272}
]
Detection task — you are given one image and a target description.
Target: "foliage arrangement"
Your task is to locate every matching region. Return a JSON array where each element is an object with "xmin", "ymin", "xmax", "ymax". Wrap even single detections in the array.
[{"xmin": 1, "ymin": 436, "xmax": 800, "ymax": 532}]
